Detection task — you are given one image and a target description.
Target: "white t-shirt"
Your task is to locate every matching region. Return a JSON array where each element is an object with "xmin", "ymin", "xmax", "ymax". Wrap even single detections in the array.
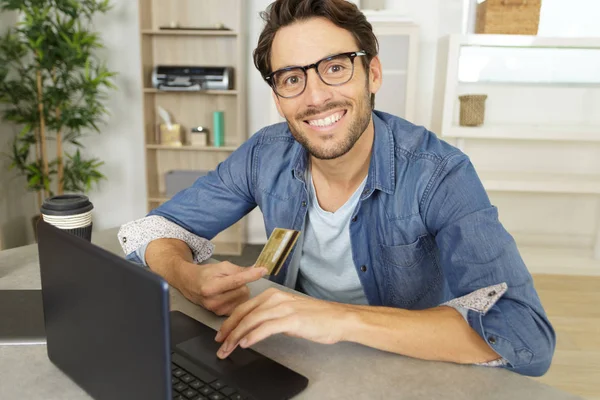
[{"xmin": 294, "ymin": 171, "xmax": 369, "ymax": 305}]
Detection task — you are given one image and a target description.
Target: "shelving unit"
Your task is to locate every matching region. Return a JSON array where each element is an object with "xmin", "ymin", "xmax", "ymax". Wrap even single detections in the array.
[
  {"xmin": 141, "ymin": 29, "xmax": 239, "ymax": 36},
  {"xmin": 143, "ymin": 88, "xmax": 238, "ymax": 95},
  {"xmin": 433, "ymin": 34, "xmax": 600, "ymax": 273},
  {"xmin": 145, "ymin": 144, "xmax": 237, "ymax": 152},
  {"xmin": 479, "ymin": 171, "xmax": 600, "ymax": 195},
  {"xmin": 138, "ymin": 0, "xmax": 247, "ymax": 255},
  {"xmin": 444, "ymin": 124, "xmax": 600, "ymax": 142}
]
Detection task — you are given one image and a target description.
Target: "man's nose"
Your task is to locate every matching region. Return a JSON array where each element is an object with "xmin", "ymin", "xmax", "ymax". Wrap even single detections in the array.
[{"xmin": 303, "ymin": 68, "xmax": 333, "ymax": 107}]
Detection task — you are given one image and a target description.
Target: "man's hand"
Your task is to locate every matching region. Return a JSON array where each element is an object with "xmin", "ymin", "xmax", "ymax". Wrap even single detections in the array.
[
  {"xmin": 179, "ymin": 261, "xmax": 268, "ymax": 316},
  {"xmin": 214, "ymin": 288, "xmax": 353, "ymax": 359}
]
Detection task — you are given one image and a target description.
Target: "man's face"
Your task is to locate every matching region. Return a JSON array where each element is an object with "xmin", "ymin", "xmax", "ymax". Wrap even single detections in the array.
[{"xmin": 270, "ymin": 17, "xmax": 382, "ymax": 160}]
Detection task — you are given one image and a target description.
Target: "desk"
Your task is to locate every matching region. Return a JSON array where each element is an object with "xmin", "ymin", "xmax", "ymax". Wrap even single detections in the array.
[{"xmin": 0, "ymin": 229, "xmax": 581, "ymax": 400}]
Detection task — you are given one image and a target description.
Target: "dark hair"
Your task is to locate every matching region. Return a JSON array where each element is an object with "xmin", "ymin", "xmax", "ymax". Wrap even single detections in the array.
[{"xmin": 253, "ymin": 0, "xmax": 379, "ymax": 108}]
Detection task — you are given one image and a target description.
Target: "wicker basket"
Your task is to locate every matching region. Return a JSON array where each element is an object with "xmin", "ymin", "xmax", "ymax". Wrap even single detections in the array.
[
  {"xmin": 459, "ymin": 95, "xmax": 488, "ymax": 127},
  {"xmin": 476, "ymin": 0, "xmax": 541, "ymax": 35}
]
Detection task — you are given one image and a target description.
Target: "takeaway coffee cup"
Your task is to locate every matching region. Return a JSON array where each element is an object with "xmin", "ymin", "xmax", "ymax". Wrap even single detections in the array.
[{"xmin": 40, "ymin": 195, "xmax": 94, "ymax": 241}]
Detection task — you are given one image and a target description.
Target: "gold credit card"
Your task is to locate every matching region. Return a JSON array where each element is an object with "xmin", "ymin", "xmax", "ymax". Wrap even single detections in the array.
[{"xmin": 254, "ymin": 228, "xmax": 300, "ymax": 276}]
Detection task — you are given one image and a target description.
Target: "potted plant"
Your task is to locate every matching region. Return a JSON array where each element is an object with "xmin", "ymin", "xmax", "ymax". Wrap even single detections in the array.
[{"xmin": 0, "ymin": 0, "xmax": 116, "ymax": 233}]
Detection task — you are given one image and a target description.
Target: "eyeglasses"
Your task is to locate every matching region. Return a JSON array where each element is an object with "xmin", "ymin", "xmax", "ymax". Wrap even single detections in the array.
[{"xmin": 265, "ymin": 50, "xmax": 367, "ymax": 99}]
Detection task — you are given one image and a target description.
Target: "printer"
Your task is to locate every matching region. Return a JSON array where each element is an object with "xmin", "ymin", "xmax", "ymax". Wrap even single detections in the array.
[{"xmin": 152, "ymin": 66, "xmax": 234, "ymax": 91}]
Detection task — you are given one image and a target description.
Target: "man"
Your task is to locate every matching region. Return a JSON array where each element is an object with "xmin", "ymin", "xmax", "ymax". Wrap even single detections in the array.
[{"xmin": 119, "ymin": 0, "xmax": 555, "ymax": 377}]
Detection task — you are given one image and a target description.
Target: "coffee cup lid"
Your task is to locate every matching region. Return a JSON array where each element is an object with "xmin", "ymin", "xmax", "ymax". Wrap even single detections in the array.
[{"xmin": 40, "ymin": 195, "xmax": 94, "ymax": 216}]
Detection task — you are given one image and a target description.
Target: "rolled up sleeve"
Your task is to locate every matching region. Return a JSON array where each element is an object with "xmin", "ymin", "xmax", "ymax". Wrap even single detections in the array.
[
  {"xmin": 424, "ymin": 153, "xmax": 556, "ymax": 376},
  {"xmin": 118, "ymin": 215, "xmax": 215, "ymax": 265},
  {"xmin": 117, "ymin": 131, "xmax": 261, "ymax": 266}
]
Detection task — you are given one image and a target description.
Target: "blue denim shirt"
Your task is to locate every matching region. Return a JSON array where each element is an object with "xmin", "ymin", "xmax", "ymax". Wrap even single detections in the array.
[{"xmin": 124, "ymin": 111, "xmax": 555, "ymax": 376}]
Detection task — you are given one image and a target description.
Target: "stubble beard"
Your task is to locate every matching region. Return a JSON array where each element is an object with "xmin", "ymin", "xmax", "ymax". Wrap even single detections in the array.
[{"xmin": 286, "ymin": 85, "xmax": 372, "ymax": 160}]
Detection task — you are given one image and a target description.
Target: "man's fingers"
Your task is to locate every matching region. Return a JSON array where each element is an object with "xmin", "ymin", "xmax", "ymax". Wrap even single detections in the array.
[
  {"xmin": 217, "ymin": 303, "xmax": 293, "ymax": 356},
  {"xmin": 210, "ymin": 288, "xmax": 251, "ymax": 316},
  {"xmin": 201, "ymin": 267, "xmax": 267, "ymax": 297},
  {"xmin": 218, "ymin": 316, "xmax": 295, "ymax": 359},
  {"xmin": 241, "ymin": 315, "xmax": 297, "ymax": 348},
  {"xmin": 203, "ymin": 286, "xmax": 250, "ymax": 315},
  {"xmin": 216, "ymin": 289, "xmax": 289, "ymax": 342},
  {"xmin": 212, "ymin": 261, "xmax": 246, "ymax": 275}
]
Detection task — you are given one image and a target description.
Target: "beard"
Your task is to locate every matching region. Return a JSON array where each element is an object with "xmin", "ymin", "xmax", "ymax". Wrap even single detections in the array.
[{"xmin": 285, "ymin": 83, "xmax": 372, "ymax": 160}]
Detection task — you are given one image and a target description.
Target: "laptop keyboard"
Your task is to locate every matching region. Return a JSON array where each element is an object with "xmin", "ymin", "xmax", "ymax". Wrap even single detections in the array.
[{"xmin": 171, "ymin": 361, "xmax": 247, "ymax": 400}]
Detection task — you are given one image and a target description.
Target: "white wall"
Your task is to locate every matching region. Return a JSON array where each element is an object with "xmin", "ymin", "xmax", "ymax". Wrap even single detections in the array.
[
  {"xmin": 245, "ymin": 0, "xmax": 274, "ymax": 244},
  {"xmin": 0, "ymin": 10, "xmax": 37, "ymax": 249},
  {"xmin": 538, "ymin": 0, "xmax": 600, "ymax": 37},
  {"xmin": 403, "ymin": 0, "xmax": 464, "ymax": 127},
  {"xmin": 84, "ymin": 1, "xmax": 147, "ymax": 232}
]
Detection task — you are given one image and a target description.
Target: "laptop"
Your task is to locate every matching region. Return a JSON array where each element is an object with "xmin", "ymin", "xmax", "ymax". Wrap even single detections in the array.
[
  {"xmin": 37, "ymin": 221, "xmax": 309, "ymax": 400},
  {"xmin": 0, "ymin": 290, "xmax": 46, "ymax": 345}
]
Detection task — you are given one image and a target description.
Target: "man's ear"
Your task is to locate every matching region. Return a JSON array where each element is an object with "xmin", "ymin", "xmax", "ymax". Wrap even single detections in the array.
[
  {"xmin": 271, "ymin": 90, "xmax": 285, "ymax": 118},
  {"xmin": 368, "ymin": 56, "xmax": 383, "ymax": 96}
]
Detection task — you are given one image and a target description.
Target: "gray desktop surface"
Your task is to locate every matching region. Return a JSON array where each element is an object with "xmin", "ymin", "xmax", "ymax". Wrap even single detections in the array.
[
  {"xmin": 0, "ymin": 290, "xmax": 45, "ymax": 345},
  {"xmin": 0, "ymin": 228, "xmax": 582, "ymax": 400}
]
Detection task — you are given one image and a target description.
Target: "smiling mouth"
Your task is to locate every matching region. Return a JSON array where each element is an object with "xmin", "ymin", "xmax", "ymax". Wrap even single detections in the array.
[{"xmin": 303, "ymin": 110, "xmax": 347, "ymax": 130}]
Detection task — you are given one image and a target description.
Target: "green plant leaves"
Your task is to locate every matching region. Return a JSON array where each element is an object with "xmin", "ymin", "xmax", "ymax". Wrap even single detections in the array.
[
  {"xmin": 0, "ymin": 0, "xmax": 115, "ymax": 194},
  {"xmin": 62, "ymin": 149, "xmax": 105, "ymax": 193}
]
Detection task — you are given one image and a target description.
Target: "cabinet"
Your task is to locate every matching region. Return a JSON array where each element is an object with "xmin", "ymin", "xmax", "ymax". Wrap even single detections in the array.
[
  {"xmin": 433, "ymin": 34, "xmax": 600, "ymax": 274},
  {"xmin": 138, "ymin": 0, "xmax": 247, "ymax": 255}
]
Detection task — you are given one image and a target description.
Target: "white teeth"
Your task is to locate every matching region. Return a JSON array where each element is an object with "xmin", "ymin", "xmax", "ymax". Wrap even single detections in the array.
[{"xmin": 308, "ymin": 111, "xmax": 344, "ymax": 127}]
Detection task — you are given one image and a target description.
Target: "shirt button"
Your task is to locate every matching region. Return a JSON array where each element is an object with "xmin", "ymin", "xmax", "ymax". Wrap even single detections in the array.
[
  {"xmin": 122, "ymin": 237, "xmax": 127, "ymax": 243},
  {"xmin": 360, "ymin": 265, "xmax": 367, "ymax": 272},
  {"xmin": 488, "ymin": 336, "xmax": 497, "ymax": 345},
  {"xmin": 362, "ymin": 189, "xmax": 370, "ymax": 196},
  {"xmin": 301, "ymin": 201, "xmax": 307, "ymax": 207},
  {"xmin": 488, "ymin": 290, "xmax": 497, "ymax": 297},
  {"xmin": 352, "ymin": 216, "xmax": 358, "ymax": 222}
]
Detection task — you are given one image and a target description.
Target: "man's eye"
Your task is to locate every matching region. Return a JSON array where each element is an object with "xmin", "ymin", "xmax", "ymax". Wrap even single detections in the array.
[
  {"xmin": 285, "ymin": 75, "xmax": 301, "ymax": 85},
  {"xmin": 328, "ymin": 64, "xmax": 344, "ymax": 73}
]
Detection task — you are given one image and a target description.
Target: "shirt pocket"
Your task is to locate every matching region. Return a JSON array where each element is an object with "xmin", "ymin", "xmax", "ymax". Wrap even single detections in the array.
[{"xmin": 378, "ymin": 235, "xmax": 442, "ymax": 308}]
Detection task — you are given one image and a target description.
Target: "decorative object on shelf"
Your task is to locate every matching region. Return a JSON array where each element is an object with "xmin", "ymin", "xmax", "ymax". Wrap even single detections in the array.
[
  {"xmin": 476, "ymin": 0, "xmax": 541, "ymax": 35},
  {"xmin": 190, "ymin": 126, "xmax": 210, "ymax": 147},
  {"xmin": 159, "ymin": 124, "xmax": 182, "ymax": 146},
  {"xmin": 213, "ymin": 111, "xmax": 225, "ymax": 147},
  {"xmin": 157, "ymin": 106, "xmax": 182, "ymax": 146},
  {"xmin": 458, "ymin": 94, "xmax": 488, "ymax": 127},
  {"xmin": 152, "ymin": 66, "xmax": 234, "ymax": 91},
  {"xmin": 165, "ymin": 170, "xmax": 209, "ymax": 197},
  {"xmin": 0, "ymin": 0, "xmax": 114, "ymax": 208}
]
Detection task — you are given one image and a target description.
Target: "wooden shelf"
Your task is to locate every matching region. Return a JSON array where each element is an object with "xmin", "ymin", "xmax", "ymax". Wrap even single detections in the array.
[
  {"xmin": 146, "ymin": 144, "xmax": 237, "ymax": 152},
  {"xmin": 443, "ymin": 125, "xmax": 600, "ymax": 142},
  {"xmin": 141, "ymin": 29, "xmax": 238, "ymax": 36},
  {"xmin": 480, "ymin": 171, "xmax": 600, "ymax": 195},
  {"xmin": 144, "ymin": 88, "xmax": 238, "ymax": 95}
]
